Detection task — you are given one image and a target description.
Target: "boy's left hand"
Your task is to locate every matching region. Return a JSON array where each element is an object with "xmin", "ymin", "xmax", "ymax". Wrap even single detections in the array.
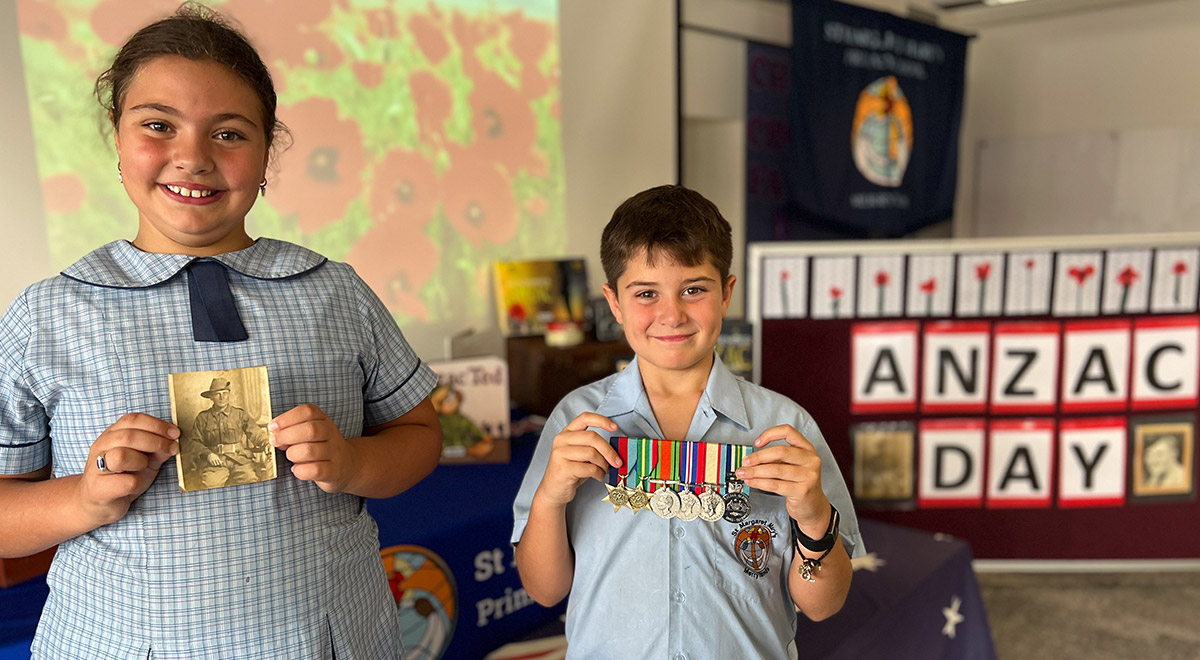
[
  {"xmin": 270, "ymin": 404, "xmax": 359, "ymax": 493},
  {"xmin": 736, "ymin": 424, "xmax": 831, "ymax": 533}
]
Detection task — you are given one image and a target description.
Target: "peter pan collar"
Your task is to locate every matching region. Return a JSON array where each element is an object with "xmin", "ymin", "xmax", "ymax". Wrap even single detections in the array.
[{"xmin": 61, "ymin": 238, "xmax": 327, "ymax": 289}]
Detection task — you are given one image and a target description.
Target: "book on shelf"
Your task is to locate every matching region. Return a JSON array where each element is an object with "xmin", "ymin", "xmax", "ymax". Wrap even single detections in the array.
[{"xmin": 493, "ymin": 258, "xmax": 588, "ymax": 336}]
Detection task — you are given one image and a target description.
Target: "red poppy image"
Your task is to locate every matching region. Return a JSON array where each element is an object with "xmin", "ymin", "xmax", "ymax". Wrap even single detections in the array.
[
  {"xmin": 503, "ymin": 10, "xmax": 552, "ymax": 69},
  {"xmin": 270, "ymin": 98, "xmax": 367, "ymax": 233},
  {"xmin": 225, "ymin": 0, "xmax": 341, "ymax": 71},
  {"xmin": 223, "ymin": 0, "xmax": 333, "ymax": 31},
  {"xmin": 975, "ymin": 263, "xmax": 991, "ymax": 280},
  {"xmin": 42, "ymin": 173, "xmax": 87, "ymax": 215},
  {"xmin": 502, "ymin": 10, "xmax": 554, "ymax": 99},
  {"xmin": 1025, "ymin": 259, "xmax": 1036, "ymax": 270},
  {"xmin": 780, "ymin": 270, "xmax": 790, "ymax": 281},
  {"xmin": 364, "ymin": 8, "xmax": 396, "ymax": 39},
  {"xmin": 467, "ymin": 68, "xmax": 545, "ymax": 177},
  {"xmin": 17, "ymin": 0, "xmax": 67, "ymax": 41},
  {"xmin": 830, "ymin": 286, "xmax": 843, "ymax": 299},
  {"xmin": 875, "ymin": 271, "xmax": 890, "ymax": 287},
  {"xmin": 1117, "ymin": 265, "xmax": 1139, "ymax": 287},
  {"xmin": 1174, "ymin": 261, "xmax": 1188, "ymax": 275},
  {"xmin": 920, "ymin": 278, "xmax": 936, "ymax": 294},
  {"xmin": 369, "ymin": 149, "xmax": 440, "ymax": 228},
  {"xmin": 409, "ymin": 70, "xmax": 453, "ymax": 140},
  {"xmin": 89, "ymin": 0, "xmax": 179, "ymax": 46},
  {"xmin": 451, "ymin": 9, "xmax": 499, "ymax": 76},
  {"xmin": 524, "ymin": 195, "xmax": 548, "ymax": 217},
  {"xmin": 408, "ymin": 11, "xmax": 450, "ymax": 65},
  {"xmin": 441, "ymin": 150, "xmax": 518, "ymax": 247},
  {"xmin": 346, "ymin": 221, "xmax": 438, "ymax": 322},
  {"xmin": 352, "ymin": 61, "xmax": 385, "ymax": 89},
  {"xmin": 1068, "ymin": 264, "xmax": 1095, "ymax": 285}
]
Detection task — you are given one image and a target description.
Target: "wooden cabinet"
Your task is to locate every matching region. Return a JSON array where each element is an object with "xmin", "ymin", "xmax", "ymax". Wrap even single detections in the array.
[
  {"xmin": 0, "ymin": 547, "xmax": 54, "ymax": 588},
  {"xmin": 507, "ymin": 336, "xmax": 632, "ymax": 417}
]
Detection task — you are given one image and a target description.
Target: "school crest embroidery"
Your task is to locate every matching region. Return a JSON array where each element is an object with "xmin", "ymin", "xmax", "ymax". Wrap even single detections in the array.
[{"xmin": 732, "ymin": 520, "xmax": 778, "ymax": 579}]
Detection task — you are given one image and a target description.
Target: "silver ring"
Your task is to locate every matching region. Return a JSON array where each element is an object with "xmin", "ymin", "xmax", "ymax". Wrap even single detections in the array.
[{"xmin": 96, "ymin": 454, "xmax": 111, "ymax": 473}]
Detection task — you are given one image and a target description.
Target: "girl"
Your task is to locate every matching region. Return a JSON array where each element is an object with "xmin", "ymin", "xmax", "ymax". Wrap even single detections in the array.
[{"xmin": 0, "ymin": 4, "xmax": 441, "ymax": 658}]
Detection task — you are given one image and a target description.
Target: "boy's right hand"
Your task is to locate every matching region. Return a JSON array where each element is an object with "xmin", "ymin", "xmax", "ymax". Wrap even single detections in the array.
[
  {"xmin": 77, "ymin": 413, "xmax": 179, "ymax": 526},
  {"xmin": 534, "ymin": 412, "xmax": 622, "ymax": 507}
]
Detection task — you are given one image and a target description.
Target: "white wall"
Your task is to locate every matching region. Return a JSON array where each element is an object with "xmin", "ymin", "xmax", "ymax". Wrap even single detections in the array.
[
  {"xmin": 957, "ymin": 0, "xmax": 1200, "ymax": 238},
  {"xmin": 0, "ymin": 2, "xmax": 52, "ymax": 310},
  {"xmin": 0, "ymin": 1, "xmax": 677, "ymax": 360}
]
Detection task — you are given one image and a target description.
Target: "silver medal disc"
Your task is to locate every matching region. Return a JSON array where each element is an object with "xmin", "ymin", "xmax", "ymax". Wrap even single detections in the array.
[
  {"xmin": 722, "ymin": 491, "xmax": 751, "ymax": 523},
  {"xmin": 698, "ymin": 490, "xmax": 726, "ymax": 522},
  {"xmin": 675, "ymin": 490, "xmax": 701, "ymax": 521},
  {"xmin": 649, "ymin": 488, "xmax": 680, "ymax": 519}
]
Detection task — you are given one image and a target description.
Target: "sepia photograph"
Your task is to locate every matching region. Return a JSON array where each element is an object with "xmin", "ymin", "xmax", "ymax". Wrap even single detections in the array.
[
  {"xmin": 852, "ymin": 421, "xmax": 916, "ymax": 505},
  {"xmin": 1130, "ymin": 416, "xmax": 1195, "ymax": 500},
  {"xmin": 169, "ymin": 366, "xmax": 276, "ymax": 492}
]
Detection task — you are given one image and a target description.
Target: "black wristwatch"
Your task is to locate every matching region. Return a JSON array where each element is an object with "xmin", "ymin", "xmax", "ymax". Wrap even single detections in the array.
[{"xmin": 792, "ymin": 504, "xmax": 840, "ymax": 554}]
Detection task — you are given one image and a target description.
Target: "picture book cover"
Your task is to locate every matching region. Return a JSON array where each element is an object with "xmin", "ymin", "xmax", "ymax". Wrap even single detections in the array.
[
  {"xmin": 428, "ymin": 356, "xmax": 511, "ymax": 464},
  {"xmin": 494, "ymin": 258, "xmax": 588, "ymax": 336}
]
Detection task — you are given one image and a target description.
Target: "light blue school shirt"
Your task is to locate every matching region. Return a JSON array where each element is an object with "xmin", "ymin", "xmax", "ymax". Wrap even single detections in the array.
[
  {"xmin": 0, "ymin": 239, "xmax": 436, "ymax": 659},
  {"xmin": 512, "ymin": 356, "xmax": 865, "ymax": 660}
]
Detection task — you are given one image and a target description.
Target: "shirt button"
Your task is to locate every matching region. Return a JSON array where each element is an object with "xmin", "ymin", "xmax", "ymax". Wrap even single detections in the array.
[
  {"xmin": 674, "ymin": 591, "xmax": 686, "ymax": 604},
  {"xmin": 673, "ymin": 526, "xmax": 686, "ymax": 539}
]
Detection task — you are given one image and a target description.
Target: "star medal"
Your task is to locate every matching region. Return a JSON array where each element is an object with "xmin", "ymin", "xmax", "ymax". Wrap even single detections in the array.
[
  {"xmin": 649, "ymin": 484, "xmax": 680, "ymax": 519},
  {"xmin": 698, "ymin": 483, "xmax": 726, "ymax": 522},
  {"xmin": 676, "ymin": 487, "xmax": 701, "ymax": 521},
  {"xmin": 626, "ymin": 485, "xmax": 651, "ymax": 514},
  {"xmin": 602, "ymin": 482, "xmax": 629, "ymax": 513},
  {"xmin": 722, "ymin": 473, "xmax": 751, "ymax": 523}
]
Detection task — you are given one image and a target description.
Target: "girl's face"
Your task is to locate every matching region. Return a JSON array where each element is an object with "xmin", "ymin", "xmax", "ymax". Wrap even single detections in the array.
[{"xmin": 114, "ymin": 55, "xmax": 269, "ymax": 256}]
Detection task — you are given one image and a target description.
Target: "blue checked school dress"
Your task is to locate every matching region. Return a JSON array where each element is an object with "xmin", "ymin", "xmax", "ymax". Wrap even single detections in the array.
[{"xmin": 0, "ymin": 239, "xmax": 436, "ymax": 659}]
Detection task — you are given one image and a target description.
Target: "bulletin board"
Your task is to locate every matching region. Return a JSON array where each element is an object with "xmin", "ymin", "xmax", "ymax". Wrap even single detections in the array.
[{"xmin": 747, "ymin": 233, "xmax": 1200, "ymax": 561}]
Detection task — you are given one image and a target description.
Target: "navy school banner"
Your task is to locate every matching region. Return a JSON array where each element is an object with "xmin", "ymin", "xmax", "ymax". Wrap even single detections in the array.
[{"xmin": 785, "ymin": 0, "xmax": 969, "ymax": 238}]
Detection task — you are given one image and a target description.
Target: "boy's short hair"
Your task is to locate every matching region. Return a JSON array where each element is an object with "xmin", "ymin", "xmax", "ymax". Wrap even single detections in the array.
[{"xmin": 600, "ymin": 185, "xmax": 733, "ymax": 288}]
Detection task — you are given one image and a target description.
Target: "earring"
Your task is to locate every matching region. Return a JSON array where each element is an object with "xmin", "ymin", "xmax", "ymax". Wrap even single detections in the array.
[
  {"xmin": 117, "ymin": 163, "xmax": 123, "ymax": 184},
  {"xmin": 259, "ymin": 179, "xmax": 267, "ymax": 197}
]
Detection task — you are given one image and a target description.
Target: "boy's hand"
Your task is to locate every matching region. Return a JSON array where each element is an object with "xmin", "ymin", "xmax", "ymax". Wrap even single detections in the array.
[
  {"xmin": 271, "ymin": 403, "xmax": 358, "ymax": 494},
  {"xmin": 534, "ymin": 412, "xmax": 622, "ymax": 507},
  {"xmin": 737, "ymin": 424, "xmax": 831, "ymax": 534},
  {"xmin": 78, "ymin": 413, "xmax": 180, "ymax": 525}
]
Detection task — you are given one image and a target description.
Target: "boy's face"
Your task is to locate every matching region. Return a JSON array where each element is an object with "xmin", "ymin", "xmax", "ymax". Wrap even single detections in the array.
[{"xmin": 602, "ymin": 250, "xmax": 734, "ymax": 379}]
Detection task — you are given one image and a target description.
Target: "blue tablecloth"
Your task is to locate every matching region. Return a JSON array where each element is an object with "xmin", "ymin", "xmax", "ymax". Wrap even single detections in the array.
[{"xmin": 796, "ymin": 518, "xmax": 997, "ymax": 660}]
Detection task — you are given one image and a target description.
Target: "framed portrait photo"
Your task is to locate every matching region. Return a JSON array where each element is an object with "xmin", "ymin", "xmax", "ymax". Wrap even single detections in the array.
[
  {"xmin": 852, "ymin": 421, "xmax": 916, "ymax": 507},
  {"xmin": 1130, "ymin": 415, "xmax": 1195, "ymax": 501}
]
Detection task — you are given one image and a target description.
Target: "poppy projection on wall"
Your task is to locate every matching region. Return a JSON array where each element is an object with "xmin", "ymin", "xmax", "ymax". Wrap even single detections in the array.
[{"xmin": 16, "ymin": 0, "xmax": 564, "ymax": 329}]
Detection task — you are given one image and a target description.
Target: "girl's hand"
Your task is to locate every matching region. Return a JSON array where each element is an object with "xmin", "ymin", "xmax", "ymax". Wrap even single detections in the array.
[
  {"xmin": 270, "ymin": 404, "xmax": 357, "ymax": 493},
  {"xmin": 79, "ymin": 413, "xmax": 179, "ymax": 525}
]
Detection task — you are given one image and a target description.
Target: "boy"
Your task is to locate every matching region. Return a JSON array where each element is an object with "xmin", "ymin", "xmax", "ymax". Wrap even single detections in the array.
[{"xmin": 511, "ymin": 185, "xmax": 864, "ymax": 659}]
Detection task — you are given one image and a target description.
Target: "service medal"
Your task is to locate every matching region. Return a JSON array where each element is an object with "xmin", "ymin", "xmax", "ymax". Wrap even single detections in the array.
[
  {"xmin": 698, "ymin": 487, "xmax": 726, "ymax": 522},
  {"xmin": 676, "ymin": 489, "xmax": 701, "ymax": 521},
  {"xmin": 722, "ymin": 478, "xmax": 751, "ymax": 523},
  {"xmin": 602, "ymin": 483, "xmax": 629, "ymax": 513},
  {"xmin": 649, "ymin": 488, "xmax": 680, "ymax": 519},
  {"xmin": 626, "ymin": 487, "xmax": 651, "ymax": 514}
]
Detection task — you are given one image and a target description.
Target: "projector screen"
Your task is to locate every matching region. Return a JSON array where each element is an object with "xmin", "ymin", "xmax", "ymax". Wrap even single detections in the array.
[{"xmin": 15, "ymin": 0, "xmax": 564, "ymax": 329}]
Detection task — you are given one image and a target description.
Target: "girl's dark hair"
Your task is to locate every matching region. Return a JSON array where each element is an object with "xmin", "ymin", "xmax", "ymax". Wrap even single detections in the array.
[
  {"xmin": 600, "ymin": 185, "xmax": 734, "ymax": 288},
  {"xmin": 95, "ymin": 2, "xmax": 288, "ymax": 153}
]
